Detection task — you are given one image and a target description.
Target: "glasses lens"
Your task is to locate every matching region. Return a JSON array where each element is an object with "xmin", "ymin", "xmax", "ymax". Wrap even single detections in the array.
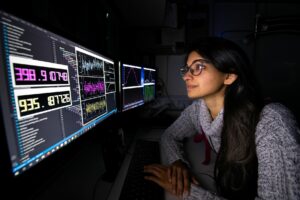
[
  {"xmin": 180, "ymin": 59, "xmax": 207, "ymax": 76},
  {"xmin": 191, "ymin": 62, "xmax": 204, "ymax": 76},
  {"xmin": 180, "ymin": 65, "xmax": 189, "ymax": 76}
]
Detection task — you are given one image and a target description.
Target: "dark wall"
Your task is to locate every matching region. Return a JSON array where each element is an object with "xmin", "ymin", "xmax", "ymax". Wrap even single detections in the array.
[
  {"xmin": 0, "ymin": 0, "xmax": 120, "ymax": 59},
  {"xmin": 213, "ymin": 1, "xmax": 300, "ymax": 121}
]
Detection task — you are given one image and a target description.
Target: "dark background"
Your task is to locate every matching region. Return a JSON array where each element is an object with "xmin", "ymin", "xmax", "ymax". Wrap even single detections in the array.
[
  {"xmin": 1, "ymin": 0, "xmax": 300, "ymax": 116},
  {"xmin": 1, "ymin": 0, "xmax": 300, "ymax": 199}
]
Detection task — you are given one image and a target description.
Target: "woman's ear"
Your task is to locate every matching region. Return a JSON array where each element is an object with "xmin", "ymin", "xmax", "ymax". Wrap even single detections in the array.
[{"xmin": 224, "ymin": 73, "xmax": 238, "ymax": 85}]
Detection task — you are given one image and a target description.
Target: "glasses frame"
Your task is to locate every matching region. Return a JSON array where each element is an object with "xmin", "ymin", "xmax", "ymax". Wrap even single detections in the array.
[{"xmin": 180, "ymin": 59, "xmax": 210, "ymax": 76}]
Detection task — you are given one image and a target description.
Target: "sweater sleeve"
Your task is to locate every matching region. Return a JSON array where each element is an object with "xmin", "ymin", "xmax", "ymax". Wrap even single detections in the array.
[
  {"xmin": 160, "ymin": 102, "xmax": 199, "ymax": 165},
  {"xmin": 254, "ymin": 104, "xmax": 300, "ymax": 199},
  {"xmin": 254, "ymin": 130, "xmax": 300, "ymax": 199}
]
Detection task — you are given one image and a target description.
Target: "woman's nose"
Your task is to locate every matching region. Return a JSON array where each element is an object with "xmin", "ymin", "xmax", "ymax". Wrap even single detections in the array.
[{"xmin": 182, "ymin": 71, "xmax": 192, "ymax": 81}]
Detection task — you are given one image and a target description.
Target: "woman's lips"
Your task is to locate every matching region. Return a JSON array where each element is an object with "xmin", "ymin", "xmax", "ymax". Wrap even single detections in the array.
[{"xmin": 186, "ymin": 85, "xmax": 197, "ymax": 91}]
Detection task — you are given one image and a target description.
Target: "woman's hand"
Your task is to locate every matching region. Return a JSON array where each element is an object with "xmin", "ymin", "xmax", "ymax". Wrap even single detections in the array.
[
  {"xmin": 144, "ymin": 161, "xmax": 199, "ymax": 198},
  {"xmin": 167, "ymin": 160, "xmax": 199, "ymax": 197},
  {"xmin": 144, "ymin": 164, "xmax": 175, "ymax": 195}
]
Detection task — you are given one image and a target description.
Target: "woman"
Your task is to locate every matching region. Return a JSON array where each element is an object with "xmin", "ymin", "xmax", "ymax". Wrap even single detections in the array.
[{"xmin": 144, "ymin": 37, "xmax": 300, "ymax": 199}]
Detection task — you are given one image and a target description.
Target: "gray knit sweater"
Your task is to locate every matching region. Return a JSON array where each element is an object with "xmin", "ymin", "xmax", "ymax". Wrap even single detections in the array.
[{"xmin": 160, "ymin": 99, "xmax": 300, "ymax": 199}]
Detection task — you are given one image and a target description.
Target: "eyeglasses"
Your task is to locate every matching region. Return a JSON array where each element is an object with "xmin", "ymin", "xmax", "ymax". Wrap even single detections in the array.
[{"xmin": 180, "ymin": 59, "xmax": 210, "ymax": 76}]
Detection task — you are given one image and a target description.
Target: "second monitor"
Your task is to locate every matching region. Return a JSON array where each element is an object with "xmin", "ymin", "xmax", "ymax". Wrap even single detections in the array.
[{"xmin": 120, "ymin": 63, "xmax": 156, "ymax": 111}]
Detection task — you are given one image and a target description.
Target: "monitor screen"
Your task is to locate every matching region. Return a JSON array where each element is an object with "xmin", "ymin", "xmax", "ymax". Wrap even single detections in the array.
[
  {"xmin": 143, "ymin": 67, "xmax": 156, "ymax": 103},
  {"xmin": 121, "ymin": 63, "xmax": 144, "ymax": 111},
  {"xmin": 0, "ymin": 11, "xmax": 117, "ymax": 176}
]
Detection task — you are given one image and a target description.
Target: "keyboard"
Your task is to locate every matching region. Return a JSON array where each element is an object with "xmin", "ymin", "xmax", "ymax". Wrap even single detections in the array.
[{"xmin": 119, "ymin": 140, "xmax": 164, "ymax": 200}]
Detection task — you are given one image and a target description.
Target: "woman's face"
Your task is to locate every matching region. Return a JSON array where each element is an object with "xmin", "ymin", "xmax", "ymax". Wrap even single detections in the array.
[{"xmin": 182, "ymin": 51, "xmax": 228, "ymax": 100}]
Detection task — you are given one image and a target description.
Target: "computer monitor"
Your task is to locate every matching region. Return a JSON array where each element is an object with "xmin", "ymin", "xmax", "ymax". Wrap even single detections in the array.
[
  {"xmin": 143, "ymin": 67, "xmax": 156, "ymax": 103},
  {"xmin": 0, "ymin": 10, "xmax": 117, "ymax": 176},
  {"xmin": 121, "ymin": 63, "xmax": 144, "ymax": 111}
]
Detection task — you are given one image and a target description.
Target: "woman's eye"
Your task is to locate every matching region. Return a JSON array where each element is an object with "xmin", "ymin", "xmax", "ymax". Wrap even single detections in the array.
[{"xmin": 194, "ymin": 63, "xmax": 203, "ymax": 70}]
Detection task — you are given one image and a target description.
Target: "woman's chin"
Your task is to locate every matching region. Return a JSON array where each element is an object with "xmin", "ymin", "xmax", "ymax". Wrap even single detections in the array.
[{"xmin": 187, "ymin": 92, "xmax": 200, "ymax": 99}]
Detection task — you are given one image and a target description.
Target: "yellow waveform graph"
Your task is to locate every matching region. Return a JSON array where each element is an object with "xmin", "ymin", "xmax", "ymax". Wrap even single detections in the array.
[{"xmin": 85, "ymin": 99, "xmax": 106, "ymax": 114}]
